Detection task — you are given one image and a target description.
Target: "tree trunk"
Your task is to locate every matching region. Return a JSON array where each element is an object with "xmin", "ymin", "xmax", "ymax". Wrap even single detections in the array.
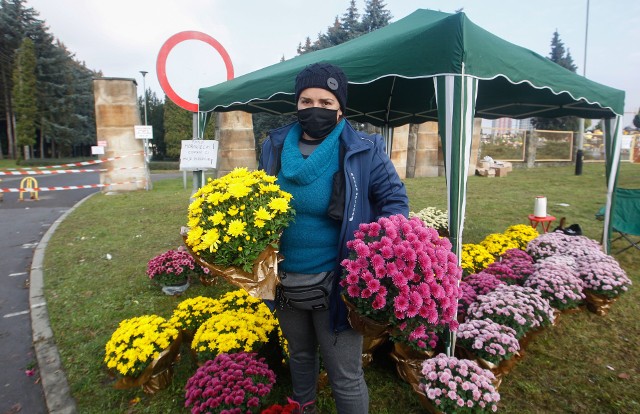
[
  {"xmin": 39, "ymin": 118, "xmax": 45, "ymax": 159},
  {"xmin": 1, "ymin": 67, "xmax": 15, "ymax": 159}
]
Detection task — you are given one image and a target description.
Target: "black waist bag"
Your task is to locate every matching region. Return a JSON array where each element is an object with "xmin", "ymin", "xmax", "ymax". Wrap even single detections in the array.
[{"xmin": 280, "ymin": 271, "xmax": 334, "ymax": 311}]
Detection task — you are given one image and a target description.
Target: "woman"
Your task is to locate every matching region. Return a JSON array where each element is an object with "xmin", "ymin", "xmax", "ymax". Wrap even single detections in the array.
[{"xmin": 259, "ymin": 62, "xmax": 409, "ymax": 414}]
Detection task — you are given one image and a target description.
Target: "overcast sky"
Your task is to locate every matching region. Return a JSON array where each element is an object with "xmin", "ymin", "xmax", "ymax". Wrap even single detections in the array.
[{"xmin": 25, "ymin": 0, "xmax": 640, "ymax": 127}]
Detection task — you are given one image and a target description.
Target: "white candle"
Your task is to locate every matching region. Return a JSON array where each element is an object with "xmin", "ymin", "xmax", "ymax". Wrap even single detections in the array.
[{"xmin": 534, "ymin": 196, "xmax": 547, "ymax": 218}]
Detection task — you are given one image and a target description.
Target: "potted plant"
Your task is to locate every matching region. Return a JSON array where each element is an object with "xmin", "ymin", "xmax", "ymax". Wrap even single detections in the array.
[
  {"xmin": 409, "ymin": 206, "xmax": 449, "ymax": 237},
  {"xmin": 503, "ymin": 224, "xmax": 539, "ymax": 250},
  {"xmin": 340, "ymin": 214, "xmax": 462, "ymax": 360},
  {"xmin": 169, "ymin": 296, "xmax": 225, "ymax": 343},
  {"xmin": 183, "ymin": 167, "xmax": 295, "ymax": 300},
  {"xmin": 104, "ymin": 314, "xmax": 181, "ymax": 393},
  {"xmin": 480, "ymin": 233, "xmax": 519, "ymax": 259},
  {"xmin": 464, "ymin": 271, "xmax": 505, "ymax": 296},
  {"xmin": 185, "ymin": 352, "xmax": 276, "ymax": 414},
  {"xmin": 460, "ymin": 243, "xmax": 495, "ymax": 276},
  {"xmin": 467, "ymin": 284, "xmax": 555, "ymax": 345},
  {"xmin": 526, "ymin": 232, "xmax": 602, "ymax": 262},
  {"xmin": 146, "ymin": 248, "xmax": 207, "ymax": 295},
  {"xmin": 191, "ymin": 300, "xmax": 277, "ymax": 364},
  {"xmin": 524, "ymin": 260, "xmax": 585, "ymax": 312},
  {"xmin": 419, "ymin": 353, "xmax": 500, "ymax": 413},
  {"xmin": 575, "ymin": 253, "xmax": 632, "ymax": 315},
  {"xmin": 455, "ymin": 318, "xmax": 521, "ymax": 388}
]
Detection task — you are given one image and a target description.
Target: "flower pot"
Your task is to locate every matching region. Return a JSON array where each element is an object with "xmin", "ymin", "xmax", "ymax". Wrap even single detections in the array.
[
  {"xmin": 114, "ymin": 332, "xmax": 182, "ymax": 394},
  {"xmin": 341, "ymin": 295, "xmax": 391, "ymax": 366},
  {"xmin": 455, "ymin": 346, "xmax": 516, "ymax": 390},
  {"xmin": 389, "ymin": 342, "xmax": 434, "ymax": 388},
  {"xmin": 183, "ymin": 236, "xmax": 281, "ymax": 300},
  {"xmin": 584, "ymin": 291, "xmax": 618, "ymax": 316},
  {"xmin": 161, "ymin": 280, "xmax": 190, "ymax": 295}
]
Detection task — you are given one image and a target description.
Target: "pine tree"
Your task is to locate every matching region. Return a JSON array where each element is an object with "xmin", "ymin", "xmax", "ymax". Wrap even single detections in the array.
[
  {"xmin": 12, "ymin": 36, "xmax": 37, "ymax": 159},
  {"xmin": 633, "ymin": 108, "xmax": 640, "ymax": 129},
  {"xmin": 532, "ymin": 30, "xmax": 579, "ymax": 131},
  {"xmin": 341, "ymin": 0, "xmax": 362, "ymax": 40},
  {"xmin": 361, "ymin": 0, "xmax": 392, "ymax": 33}
]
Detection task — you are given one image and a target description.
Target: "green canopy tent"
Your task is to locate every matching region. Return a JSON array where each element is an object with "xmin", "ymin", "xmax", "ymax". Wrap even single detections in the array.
[{"xmin": 198, "ymin": 9, "xmax": 625, "ymax": 258}]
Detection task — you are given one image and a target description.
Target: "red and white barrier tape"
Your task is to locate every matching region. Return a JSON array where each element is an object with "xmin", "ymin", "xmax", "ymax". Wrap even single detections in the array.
[
  {"xmin": 0, "ymin": 152, "xmax": 144, "ymax": 172},
  {"xmin": 0, "ymin": 181, "xmax": 145, "ymax": 193},
  {"xmin": 0, "ymin": 166, "xmax": 144, "ymax": 176}
]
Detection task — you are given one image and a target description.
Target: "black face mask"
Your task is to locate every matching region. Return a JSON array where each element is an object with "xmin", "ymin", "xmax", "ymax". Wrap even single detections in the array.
[{"xmin": 297, "ymin": 107, "xmax": 339, "ymax": 139}]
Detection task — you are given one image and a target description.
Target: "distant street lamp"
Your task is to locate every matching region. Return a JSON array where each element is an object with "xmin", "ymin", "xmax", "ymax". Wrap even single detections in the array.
[{"xmin": 139, "ymin": 70, "xmax": 148, "ymax": 125}]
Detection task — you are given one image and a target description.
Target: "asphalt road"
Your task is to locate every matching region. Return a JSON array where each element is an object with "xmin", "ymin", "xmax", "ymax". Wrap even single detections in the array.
[{"xmin": 0, "ymin": 170, "xmax": 180, "ymax": 414}]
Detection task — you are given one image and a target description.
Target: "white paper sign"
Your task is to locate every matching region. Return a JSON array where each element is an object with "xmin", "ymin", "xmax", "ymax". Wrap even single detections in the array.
[
  {"xmin": 134, "ymin": 125, "xmax": 153, "ymax": 139},
  {"xmin": 91, "ymin": 145, "xmax": 105, "ymax": 155},
  {"xmin": 180, "ymin": 140, "xmax": 218, "ymax": 170}
]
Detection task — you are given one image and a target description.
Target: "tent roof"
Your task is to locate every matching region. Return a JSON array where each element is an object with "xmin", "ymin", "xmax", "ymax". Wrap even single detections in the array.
[{"xmin": 198, "ymin": 9, "xmax": 625, "ymax": 126}]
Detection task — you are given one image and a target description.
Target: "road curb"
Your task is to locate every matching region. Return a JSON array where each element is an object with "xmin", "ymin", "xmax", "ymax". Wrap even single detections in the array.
[{"xmin": 29, "ymin": 193, "xmax": 96, "ymax": 414}]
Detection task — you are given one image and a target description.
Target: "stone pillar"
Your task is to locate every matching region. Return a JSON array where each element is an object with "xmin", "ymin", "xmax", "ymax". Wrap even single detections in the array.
[
  {"xmin": 93, "ymin": 78, "xmax": 149, "ymax": 193},
  {"xmin": 390, "ymin": 124, "xmax": 409, "ymax": 179},
  {"xmin": 215, "ymin": 111, "xmax": 257, "ymax": 177},
  {"xmin": 405, "ymin": 124, "xmax": 419, "ymax": 178},
  {"xmin": 414, "ymin": 122, "xmax": 440, "ymax": 177},
  {"xmin": 469, "ymin": 118, "xmax": 482, "ymax": 174}
]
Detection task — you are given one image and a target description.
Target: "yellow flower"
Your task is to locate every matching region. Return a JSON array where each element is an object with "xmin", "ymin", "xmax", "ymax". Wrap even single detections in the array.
[
  {"xmin": 209, "ymin": 211, "xmax": 225, "ymax": 225},
  {"xmin": 254, "ymin": 219, "xmax": 265, "ymax": 229},
  {"xmin": 228, "ymin": 205, "xmax": 239, "ymax": 216},
  {"xmin": 227, "ymin": 182, "xmax": 251, "ymax": 198},
  {"xmin": 227, "ymin": 219, "xmax": 247, "ymax": 237},
  {"xmin": 202, "ymin": 228, "xmax": 221, "ymax": 252},
  {"xmin": 268, "ymin": 197, "xmax": 290, "ymax": 213},
  {"xmin": 254, "ymin": 207, "xmax": 272, "ymax": 221}
]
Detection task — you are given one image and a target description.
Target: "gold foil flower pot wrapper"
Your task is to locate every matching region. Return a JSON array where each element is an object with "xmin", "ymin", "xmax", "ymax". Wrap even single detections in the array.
[
  {"xmin": 390, "ymin": 342, "xmax": 435, "ymax": 386},
  {"xmin": 584, "ymin": 291, "xmax": 617, "ymax": 316},
  {"xmin": 114, "ymin": 332, "xmax": 182, "ymax": 394},
  {"xmin": 454, "ymin": 346, "xmax": 518, "ymax": 390},
  {"xmin": 341, "ymin": 295, "xmax": 391, "ymax": 337},
  {"xmin": 416, "ymin": 391, "xmax": 444, "ymax": 414},
  {"xmin": 183, "ymin": 234, "xmax": 281, "ymax": 301}
]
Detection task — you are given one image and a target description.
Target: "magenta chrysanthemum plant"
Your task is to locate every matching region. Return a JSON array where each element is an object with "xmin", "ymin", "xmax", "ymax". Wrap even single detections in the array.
[
  {"xmin": 500, "ymin": 248, "xmax": 534, "ymax": 264},
  {"xmin": 184, "ymin": 352, "xmax": 276, "ymax": 414},
  {"xmin": 390, "ymin": 318, "xmax": 440, "ymax": 353},
  {"xmin": 147, "ymin": 248, "xmax": 208, "ymax": 285},
  {"xmin": 420, "ymin": 353, "xmax": 500, "ymax": 413},
  {"xmin": 340, "ymin": 214, "xmax": 462, "ymax": 332},
  {"xmin": 575, "ymin": 254, "xmax": 632, "ymax": 299},
  {"xmin": 482, "ymin": 261, "xmax": 522, "ymax": 285},
  {"xmin": 524, "ymin": 260, "xmax": 585, "ymax": 310},
  {"xmin": 456, "ymin": 319, "xmax": 520, "ymax": 364},
  {"xmin": 458, "ymin": 281, "xmax": 477, "ymax": 322},
  {"xmin": 467, "ymin": 284, "xmax": 555, "ymax": 339},
  {"xmin": 464, "ymin": 271, "xmax": 505, "ymax": 296},
  {"xmin": 526, "ymin": 232, "xmax": 602, "ymax": 262}
]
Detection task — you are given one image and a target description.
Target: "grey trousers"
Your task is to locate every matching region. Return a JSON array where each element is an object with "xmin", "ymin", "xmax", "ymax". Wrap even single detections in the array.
[{"xmin": 277, "ymin": 305, "xmax": 369, "ymax": 414}]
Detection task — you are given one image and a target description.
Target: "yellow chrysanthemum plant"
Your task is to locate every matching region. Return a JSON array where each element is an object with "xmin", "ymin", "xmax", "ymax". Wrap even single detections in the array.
[
  {"xmin": 190, "ymin": 293, "xmax": 278, "ymax": 364},
  {"xmin": 503, "ymin": 224, "xmax": 539, "ymax": 250},
  {"xmin": 183, "ymin": 168, "xmax": 295, "ymax": 300},
  {"xmin": 104, "ymin": 314, "xmax": 181, "ymax": 392},
  {"xmin": 479, "ymin": 233, "xmax": 520, "ymax": 259},
  {"xmin": 460, "ymin": 243, "xmax": 495, "ymax": 276}
]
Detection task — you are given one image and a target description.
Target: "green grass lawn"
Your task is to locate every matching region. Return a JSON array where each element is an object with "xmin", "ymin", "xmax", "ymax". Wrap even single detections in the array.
[{"xmin": 43, "ymin": 162, "xmax": 640, "ymax": 413}]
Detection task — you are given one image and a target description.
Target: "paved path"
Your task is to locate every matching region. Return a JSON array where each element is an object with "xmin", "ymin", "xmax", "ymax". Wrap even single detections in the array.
[{"xmin": 0, "ymin": 171, "xmax": 181, "ymax": 414}]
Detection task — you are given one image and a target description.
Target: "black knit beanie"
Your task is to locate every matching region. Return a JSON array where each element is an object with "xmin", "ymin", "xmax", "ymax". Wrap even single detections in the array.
[{"xmin": 294, "ymin": 62, "xmax": 348, "ymax": 111}]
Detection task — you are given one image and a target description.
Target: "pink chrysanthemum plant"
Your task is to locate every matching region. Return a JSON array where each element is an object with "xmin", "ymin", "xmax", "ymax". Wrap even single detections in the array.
[
  {"xmin": 340, "ymin": 214, "xmax": 462, "ymax": 333},
  {"xmin": 491, "ymin": 249, "xmax": 536, "ymax": 285},
  {"xmin": 575, "ymin": 253, "xmax": 632, "ymax": 299},
  {"xmin": 503, "ymin": 224, "xmax": 539, "ymax": 250},
  {"xmin": 524, "ymin": 260, "xmax": 585, "ymax": 310},
  {"xmin": 184, "ymin": 352, "xmax": 276, "ymax": 414},
  {"xmin": 456, "ymin": 318, "xmax": 520, "ymax": 365},
  {"xmin": 467, "ymin": 284, "xmax": 555, "ymax": 339},
  {"xmin": 146, "ymin": 248, "xmax": 208, "ymax": 286},
  {"xmin": 419, "ymin": 353, "xmax": 500, "ymax": 413},
  {"xmin": 526, "ymin": 232, "xmax": 602, "ymax": 262}
]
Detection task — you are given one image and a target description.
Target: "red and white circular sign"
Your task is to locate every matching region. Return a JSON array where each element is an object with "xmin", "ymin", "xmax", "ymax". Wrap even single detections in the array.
[{"xmin": 156, "ymin": 31, "xmax": 234, "ymax": 112}]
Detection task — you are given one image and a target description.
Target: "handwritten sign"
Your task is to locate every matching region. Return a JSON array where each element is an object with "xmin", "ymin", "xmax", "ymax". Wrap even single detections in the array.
[
  {"xmin": 180, "ymin": 140, "xmax": 218, "ymax": 170},
  {"xmin": 91, "ymin": 145, "xmax": 105, "ymax": 155},
  {"xmin": 134, "ymin": 125, "xmax": 153, "ymax": 139}
]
